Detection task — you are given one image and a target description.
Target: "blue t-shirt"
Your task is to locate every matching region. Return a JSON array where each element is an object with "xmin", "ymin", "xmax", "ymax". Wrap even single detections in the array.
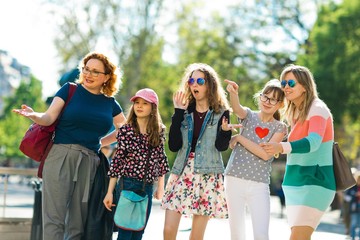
[{"xmin": 54, "ymin": 83, "xmax": 123, "ymax": 152}]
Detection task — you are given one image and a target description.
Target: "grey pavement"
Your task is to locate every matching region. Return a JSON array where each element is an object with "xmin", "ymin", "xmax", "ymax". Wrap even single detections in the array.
[
  {"xmin": 0, "ymin": 177, "xmax": 349, "ymax": 240},
  {"xmin": 140, "ymin": 200, "xmax": 348, "ymax": 240}
]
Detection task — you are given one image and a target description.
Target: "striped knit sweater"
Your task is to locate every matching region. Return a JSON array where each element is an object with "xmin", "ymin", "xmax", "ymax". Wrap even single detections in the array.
[{"xmin": 281, "ymin": 98, "xmax": 336, "ymax": 212}]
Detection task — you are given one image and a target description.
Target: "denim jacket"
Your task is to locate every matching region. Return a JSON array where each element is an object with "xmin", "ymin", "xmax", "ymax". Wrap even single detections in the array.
[{"xmin": 171, "ymin": 108, "xmax": 228, "ymax": 175}]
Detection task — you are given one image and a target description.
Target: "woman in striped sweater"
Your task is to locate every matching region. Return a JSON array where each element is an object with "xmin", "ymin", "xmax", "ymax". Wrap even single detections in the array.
[{"xmin": 261, "ymin": 64, "xmax": 336, "ymax": 240}]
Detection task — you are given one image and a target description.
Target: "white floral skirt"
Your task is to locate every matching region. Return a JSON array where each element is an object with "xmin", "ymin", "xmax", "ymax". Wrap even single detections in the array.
[{"xmin": 161, "ymin": 154, "xmax": 228, "ymax": 218}]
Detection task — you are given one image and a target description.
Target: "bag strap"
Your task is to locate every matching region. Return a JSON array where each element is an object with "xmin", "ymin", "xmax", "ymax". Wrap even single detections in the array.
[
  {"xmin": 120, "ymin": 145, "xmax": 152, "ymax": 191},
  {"xmin": 64, "ymin": 82, "xmax": 77, "ymax": 110},
  {"xmin": 142, "ymin": 145, "xmax": 152, "ymax": 191},
  {"xmin": 53, "ymin": 82, "xmax": 77, "ymax": 125}
]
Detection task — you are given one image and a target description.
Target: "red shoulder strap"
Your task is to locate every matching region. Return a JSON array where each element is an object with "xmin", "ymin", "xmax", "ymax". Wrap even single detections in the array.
[
  {"xmin": 64, "ymin": 82, "xmax": 77, "ymax": 108},
  {"xmin": 56, "ymin": 82, "xmax": 77, "ymax": 121}
]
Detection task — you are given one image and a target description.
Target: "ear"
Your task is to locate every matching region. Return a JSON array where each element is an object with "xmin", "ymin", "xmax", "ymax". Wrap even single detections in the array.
[{"xmin": 105, "ymin": 74, "xmax": 111, "ymax": 82}]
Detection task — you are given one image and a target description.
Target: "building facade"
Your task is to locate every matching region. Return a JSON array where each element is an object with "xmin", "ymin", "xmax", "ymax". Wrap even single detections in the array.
[{"xmin": 0, "ymin": 50, "xmax": 30, "ymax": 115}]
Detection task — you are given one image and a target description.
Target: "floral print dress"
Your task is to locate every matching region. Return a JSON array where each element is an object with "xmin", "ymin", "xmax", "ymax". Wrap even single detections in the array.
[{"xmin": 162, "ymin": 153, "xmax": 228, "ymax": 218}]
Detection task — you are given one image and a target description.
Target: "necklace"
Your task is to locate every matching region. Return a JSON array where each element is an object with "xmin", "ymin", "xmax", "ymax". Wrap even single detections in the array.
[{"xmin": 197, "ymin": 110, "xmax": 207, "ymax": 119}]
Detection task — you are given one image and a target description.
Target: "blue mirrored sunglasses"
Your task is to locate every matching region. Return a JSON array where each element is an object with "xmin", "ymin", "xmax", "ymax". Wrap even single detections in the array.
[
  {"xmin": 188, "ymin": 77, "xmax": 205, "ymax": 86},
  {"xmin": 281, "ymin": 79, "xmax": 296, "ymax": 88}
]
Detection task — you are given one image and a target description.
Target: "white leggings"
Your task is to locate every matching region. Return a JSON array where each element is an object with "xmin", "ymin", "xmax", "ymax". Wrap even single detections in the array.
[{"xmin": 224, "ymin": 176, "xmax": 270, "ymax": 240}]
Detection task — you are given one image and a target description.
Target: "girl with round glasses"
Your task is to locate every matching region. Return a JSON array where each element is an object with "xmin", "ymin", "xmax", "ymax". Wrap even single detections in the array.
[
  {"xmin": 162, "ymin": 63, "xmax": 235, "ymax": 240},
  {"xmin": 224, "ymin": 79, "xmax": 287, "ymax": 240},
  {"xmin": 261, "ymin": 64, "xmax": 335, "ymax": 240}
]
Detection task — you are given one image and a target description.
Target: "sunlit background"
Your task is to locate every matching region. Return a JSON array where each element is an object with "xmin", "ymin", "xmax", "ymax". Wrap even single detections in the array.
[
  {"xmin": 1, "ymin": 0, "xmax": 359, "ymax": 194},
  {"xmin": 0, "ymin": 0, "xmax": 359, "ymax": 238}
]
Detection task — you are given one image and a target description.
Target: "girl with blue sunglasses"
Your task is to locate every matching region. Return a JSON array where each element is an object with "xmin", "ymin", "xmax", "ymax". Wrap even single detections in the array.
[{"xmin": 162, "ymin": 63, "xmax": 238, "ymax": 240}]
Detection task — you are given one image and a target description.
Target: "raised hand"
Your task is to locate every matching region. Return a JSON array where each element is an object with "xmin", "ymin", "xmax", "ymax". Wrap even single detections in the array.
[
  {"xmin": 173, "ymin": 91, "xmax": 189, "ymax": 110},
  {"xmin": 224, "ymin": 79, "xmax": 239, "ymax": 94},
  {"xmin": 221, "ymin": 116, "xmax": 242, "ymax": 132}
]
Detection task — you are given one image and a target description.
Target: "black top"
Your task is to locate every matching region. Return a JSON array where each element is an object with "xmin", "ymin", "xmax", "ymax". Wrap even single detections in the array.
[{"xmin": 168, "ymin": 104, "xmax": 231, "ymax": 152}]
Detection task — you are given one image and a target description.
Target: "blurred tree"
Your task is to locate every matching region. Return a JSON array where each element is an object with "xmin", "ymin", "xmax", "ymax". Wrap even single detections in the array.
[
  {"xmin": 172, "ymin": 2, "xmax": 266, "ymax": 162},
  {"xmin": 46, "ymin": 0, "xmax": 182, "ymax": 164},
  {"xmin": 299, "ymin": 0, "xmax": 360, "ymax": 123},
  {"xmin": 342, "ymin": 116, "xmax": 360, "ymax": 166},
  {"xmin": 0, "ymin": 76, "xmax": 46, "ymax": 162},
  {"xmin": 223, "ymin": 0, "xmax": 336, "ymax": 79},
  {"xmin": 47, "ymin": 0, "xmax": 168, "ymax": 103},
  {"xmin": 298, "ymin": 0, "xmax": 360, "ymax": 164},
  {"xmin": 46, "ymin": 0, "xmax": 358, "ymax": 167}
]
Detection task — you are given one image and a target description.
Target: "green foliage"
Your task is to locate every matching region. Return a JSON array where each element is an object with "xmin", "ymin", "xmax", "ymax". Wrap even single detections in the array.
[
  {"xmin": 299, "ymin": 0, "xmax": 360, "ymax": 124},
  {"xmin": 118, "ymin": 38, "xmax": 180, "ymax": 165},
  {"xmin": 297, "ymin": 0, "xmax": 360, "ymax": 163},
  {"xmin": 44, "ymin": 0, "xmax": 359, "ymax": 167},
  {"xmin": 342, "ymin": 115, "xmax": 360, "ymax": 163},
  {"xmin": 0, "ymin": 76, "xmax": 46, "ymax": 161}
]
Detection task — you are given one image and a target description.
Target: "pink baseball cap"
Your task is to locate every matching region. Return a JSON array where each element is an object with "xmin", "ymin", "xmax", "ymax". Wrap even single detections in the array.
[{"xmin": 130, "ymin": 88, "xmax": 159, "ymax": 106}]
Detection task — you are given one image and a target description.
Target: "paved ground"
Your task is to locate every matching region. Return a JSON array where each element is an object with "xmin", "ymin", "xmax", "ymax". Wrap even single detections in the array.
[
  {"xmin": 136, "ymin": 200, "xmax": 348, "ymax": 240},
  {"xmin": 0, "ymin": 177, "xmax": 350, "ymax": 240}
]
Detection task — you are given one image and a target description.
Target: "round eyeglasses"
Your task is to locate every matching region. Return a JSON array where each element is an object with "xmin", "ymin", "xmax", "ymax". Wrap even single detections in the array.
[
  {"xmin": 82, "ymin": 67, "xmax": 107, "ymax": 77},
  {"xmin": 259, "ymin": 94, "xmax": 280, "ymax": 106}
]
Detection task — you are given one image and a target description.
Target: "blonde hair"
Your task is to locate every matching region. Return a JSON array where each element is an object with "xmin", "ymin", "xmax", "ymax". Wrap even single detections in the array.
[
  {"xmin": 77, "ymin": 52, "xmax": 121, "ymax": 97},
  {"xmin": 126, "ymin": 102, "xmax": 165, "ymax": 147},
  {"xmin": 280, "ymin": 64, "xmax": 318, "ymax": 124},
  {"xmin": 180, "ymin": 63, "xmax": 229, "ymax": 113}
]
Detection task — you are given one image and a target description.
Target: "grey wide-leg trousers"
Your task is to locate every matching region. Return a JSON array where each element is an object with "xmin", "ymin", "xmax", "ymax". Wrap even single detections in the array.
[{"xmin": 42, "ymin": 144, "xmax": 99, "ymax": 240}]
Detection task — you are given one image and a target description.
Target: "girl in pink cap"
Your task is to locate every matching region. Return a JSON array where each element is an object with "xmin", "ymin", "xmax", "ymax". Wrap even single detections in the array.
[{"xmin": 103, "ymin": 88, "xmax": 170, "ymax": 240}]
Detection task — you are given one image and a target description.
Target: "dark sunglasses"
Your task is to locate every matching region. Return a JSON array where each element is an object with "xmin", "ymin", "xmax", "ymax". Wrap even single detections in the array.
[
  {"xmin": 188, "ymin": 78, "xmax": 206, "ymax": 86},
  {"xmin": 281, "ymin": 79, "xmax": 296, "ymax": 88}
]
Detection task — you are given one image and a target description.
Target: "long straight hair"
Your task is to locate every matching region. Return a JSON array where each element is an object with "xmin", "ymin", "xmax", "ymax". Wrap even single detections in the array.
[
  {"xmin": 126, "ymin": 103, "xmax": 165, "ymax": 147},
  {"xmin": 280, "ymin": 64, "xmax": 318, "ymax": 124}
]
